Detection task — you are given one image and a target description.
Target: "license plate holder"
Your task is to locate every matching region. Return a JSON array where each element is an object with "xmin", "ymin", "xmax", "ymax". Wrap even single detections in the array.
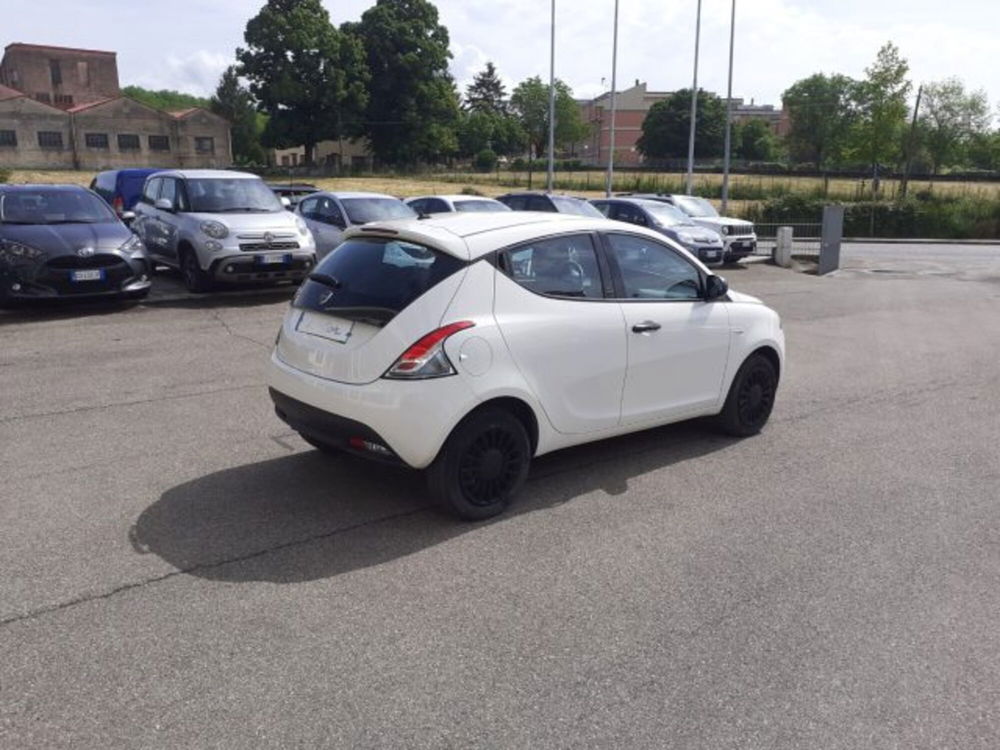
[
  {"xmin": 258, "ymin": 253, "xmax": 291, "ymax": 266},
  {"xmin": 70, "ymin": 269, "xmax": 104, "ymax": 282},
  {"xmin": 296, "ymin": 311, "xmax": 355, "ymax": 343}
]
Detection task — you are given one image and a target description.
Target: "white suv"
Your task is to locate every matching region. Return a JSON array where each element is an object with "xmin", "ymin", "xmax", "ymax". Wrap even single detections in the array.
[
  {"xmin": 133, "ymin": 169, "xmax": 316, "ymax": 292},
  {"xmin": 267, "ymin": 212, "xmax": 784, "ymax": 519}
]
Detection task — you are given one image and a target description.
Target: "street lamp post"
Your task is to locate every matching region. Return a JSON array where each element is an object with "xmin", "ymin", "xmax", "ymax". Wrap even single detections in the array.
[
  {"xmin": 546, "ymin": 0, "xmax": 556, "ymax": 193},
  {"xmin": 721, "ymin": 0, "xmax": 736, "ymax": 213},
  {"xmin": 685, "ymin": 0, "xmax": 702, "ymax": 195},
  {"xmin": 604, "ymin": 0, "xmax": 620, "ymax": 197}
]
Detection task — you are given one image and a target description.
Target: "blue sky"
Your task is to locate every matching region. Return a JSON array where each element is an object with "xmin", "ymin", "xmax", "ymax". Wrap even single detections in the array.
[{"xmin": 3, "ymin": 0, "xmax": 998, "ymax": 115}]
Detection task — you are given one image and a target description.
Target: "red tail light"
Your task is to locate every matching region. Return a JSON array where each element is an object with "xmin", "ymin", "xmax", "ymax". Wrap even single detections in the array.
[
  {"xmin": 384, "ymin": 321, "xmax": 475, "ymax": 379},
  {"xmin": 112, "ymin": 196, "xmax": 124, "ymax": 214}
]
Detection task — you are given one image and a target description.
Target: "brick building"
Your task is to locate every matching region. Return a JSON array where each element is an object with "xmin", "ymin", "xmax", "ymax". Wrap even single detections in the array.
[
  {"xmin": 0, "ymin": 42, "xmax": 231, "ymax": 170},
  {"xmin": 576, "ymin": 81, "xmax": 788, "ymax": 167}
]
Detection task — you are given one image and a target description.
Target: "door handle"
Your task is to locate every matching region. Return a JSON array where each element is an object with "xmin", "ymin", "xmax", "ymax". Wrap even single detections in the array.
[{"xmin": 632, "ymin": 321, "xmax": 661, "ymax": 333}]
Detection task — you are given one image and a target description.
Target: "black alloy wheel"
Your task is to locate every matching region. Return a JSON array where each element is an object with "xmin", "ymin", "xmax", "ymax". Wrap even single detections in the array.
[
  {"xmin": 427, "ymin": 408, "xmax": 531, "ymax": 520},
  {"xmin": 181, "ymin": 249, "xmax": 211, "ymax": 293},
  {"xmin": 717, "ymin": 353, "xmax": 778, "ymax": 437}
]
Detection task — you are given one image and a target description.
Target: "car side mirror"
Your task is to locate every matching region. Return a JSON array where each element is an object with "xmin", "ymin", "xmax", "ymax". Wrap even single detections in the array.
[
  {"xmin": 705, "ymin": 274, "xmax": 729, "ymax": 301},
  {"xmin": 280, "ymin": 196, "xmax": 291, "ymax": 208},
  {"xmin": 331, "ymin": 216, "xmax": 346, "ymax": 230},
  {"xmin": 154, "ymin": 198, "xmax": 174, "ymax": 212},
  {"xmin": 120, "ymin": 210, "xmax": 136, "ymax": 225}
]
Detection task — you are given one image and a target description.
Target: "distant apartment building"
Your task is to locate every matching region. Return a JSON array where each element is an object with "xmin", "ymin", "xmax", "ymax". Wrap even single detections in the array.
[
  {"xmin": 270, "ymin": 139, "xmax": 373, "ymax": 172},
  {"xmin": 0, "ymin": 42, "xmax": 231, "ymax": 170},
  {"xmin": 576, "ymin": 81, "xmax": 788, "ymax": 166}
]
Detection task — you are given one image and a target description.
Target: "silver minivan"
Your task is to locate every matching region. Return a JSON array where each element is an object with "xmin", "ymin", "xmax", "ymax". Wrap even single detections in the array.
[{"xmin": 132, "ymin": 169, "xmax": 317, "ymax": 292}]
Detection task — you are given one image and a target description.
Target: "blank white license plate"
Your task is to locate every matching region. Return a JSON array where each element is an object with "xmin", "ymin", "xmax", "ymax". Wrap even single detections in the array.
[
  {"xmin": 704, "ymin": 251, "xmax": 719, "ymax": 259},
  {"xmin": 260, "ymin": 253, "xmax": 289, "ymax": 265},
  {"xmin": 71, "ymin": 269, "xmax": 104, "ymax": 282},
  {"xmin": 297, "ymin": 311, "xmax": 354, "ymax": 343}
]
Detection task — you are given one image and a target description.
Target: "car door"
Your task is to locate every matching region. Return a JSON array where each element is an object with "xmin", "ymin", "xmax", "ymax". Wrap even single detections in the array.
[
  {"xmin": 301, "ymin": 196, "xmax": 345, "ymax": 258},
  {"xmin": 155, "ymin": 177, "xmax": 183, "ymax": 263},
  {"xmin": 494, "ymin": 232, "xmax": 626, "ymax": 434},
  {"xmin": 603, "ymin": 232, "xmax": 731, "ymax": 424},
  {"xmin": 134, "ymin": 177, "xmax": 163, "ymax": 257}
]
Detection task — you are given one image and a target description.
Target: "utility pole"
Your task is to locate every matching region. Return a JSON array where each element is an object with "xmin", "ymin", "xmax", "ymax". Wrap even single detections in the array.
[
  {"xmin": 546, "ymin": 0, "xmax": 556, "ymax": 193},
  {"xmin": 900, "ymin": 84, "xmax": 923, "ymax": 199},
  {"xmin": 604, "ymin": 0, "xmax": 620, "ymax": 197},
  {"xmin": 720, "ymin": 0, "xmax": 736, "ymax": 213},
  {"xmin": 685, "ymin": 0, "xmax": 702, "ymax": 195}
]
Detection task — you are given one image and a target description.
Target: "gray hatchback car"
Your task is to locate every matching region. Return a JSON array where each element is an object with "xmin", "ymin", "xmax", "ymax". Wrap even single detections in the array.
[
  {"xmin": 296, "ymin": 191, "xmax": 416, "ymax": 259},
  {"xmin": 0, "ymin": 184, "xmax": 151, "ymax": 304}
]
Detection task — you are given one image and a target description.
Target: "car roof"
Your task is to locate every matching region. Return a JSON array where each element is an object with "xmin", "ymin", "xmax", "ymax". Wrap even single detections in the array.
[
  {"xmin": 315, "ymin": 191, "xmax": 402, "ymax": 200},
  {"xmin": 154, "ymin": 169, "xmax": 261, "ymax": 180},
  {"xmin": 268, "ymin": 183, "xmax": 318, "ymax": 190},
  {"xmin": 0, "ymin": 183, "xmax": 89, "ymax": 192},
  {"xmin": 340, "ymin": 210, "xmax": 698, "ymax": 265},
  {"xmin": 409, "ymin": 194, "xmax": 503, "ymax": 202}
]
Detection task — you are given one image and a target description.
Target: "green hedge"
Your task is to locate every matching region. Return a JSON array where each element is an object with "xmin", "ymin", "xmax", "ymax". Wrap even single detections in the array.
[
  {"xmin": 0, "ymin": 168, "xmax": 10, "ymax": 184},
  {"xmin": 743, "ymin": 193, "xmax": 1000, "ymax": 239}
]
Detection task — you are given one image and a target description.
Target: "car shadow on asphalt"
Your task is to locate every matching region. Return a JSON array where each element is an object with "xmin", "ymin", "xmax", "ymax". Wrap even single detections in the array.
[{"xmin": 132, "ymin": 420, "xmax": 739, "ymax": 584}]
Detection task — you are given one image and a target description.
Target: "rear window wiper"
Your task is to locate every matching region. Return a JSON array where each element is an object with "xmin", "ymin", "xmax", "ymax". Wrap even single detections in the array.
[{"xmin": 307, "ymin": 272, "xmax": 342, "ymax": 289}]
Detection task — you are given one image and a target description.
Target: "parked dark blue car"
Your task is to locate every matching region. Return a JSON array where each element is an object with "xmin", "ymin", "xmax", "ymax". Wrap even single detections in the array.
[
  {"xmin": 90, "ymin": 168, "xmax": 164, "ymax": 217},
  {"xmin": 0, "ymin": 184, "xmax": 151, "ymax": 304}
]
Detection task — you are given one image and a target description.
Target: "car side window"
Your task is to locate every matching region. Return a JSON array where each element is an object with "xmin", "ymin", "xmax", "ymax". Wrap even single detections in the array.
[
  {"xmin": 425, "ymin": 198, "xmax": 449, "ymax": 213},
  {"xmin": 299, "ymin": 197, "xmax": 319, "ymax": 220},
  {"xmin": 504, "ymin": 196, "xmax": 527, "ymax": 210},
  {"xmin": 319, "ymin": 198, "xmax": 345, "ymax": 227},
  {"xmin": 159, "ymin": 178, "xmax": 177, "ymax": 209},
  {"xmin": 606, "ymin": 233, "xmax": 702, "ymax": 301},
  {"xmin": 611, "ymin": 203, "xmax": 647, "ymax": 226},
  {"xmin": 500, "ymin": 234, "xmax": 604, "ymax": 299},
  {"xmin": 408, "ymin": 199, "xmax": 427, "ymax": 214},
  {"xmin": 591, "ymin": 201, "xmax": 611, "ymax": 217},
  {"xmin": 142, "ymin": 178, "xmax": 161, "ymax": 205}
]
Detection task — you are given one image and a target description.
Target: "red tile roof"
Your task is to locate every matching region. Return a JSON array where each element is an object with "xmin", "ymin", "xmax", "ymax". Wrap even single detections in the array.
[
  {"xmin": 4, "ymin": 42, "xmax": 115, "ymax": 57},
  {"xmin": 167, "ymin": 108, "xmax": 199, "ymax": 118},
  {"xmin": 0, "ymin": 83, "xmax": 24, "ymax": 101},
  {"xmin": 66, "ymin": 97, "xmax": 116, "ymax": 113}
]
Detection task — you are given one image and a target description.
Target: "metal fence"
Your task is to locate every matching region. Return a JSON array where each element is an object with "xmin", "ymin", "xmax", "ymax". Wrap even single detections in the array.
[{"xmin": 752, "ymin": 222, "xmax": 823, "ymax": 257}]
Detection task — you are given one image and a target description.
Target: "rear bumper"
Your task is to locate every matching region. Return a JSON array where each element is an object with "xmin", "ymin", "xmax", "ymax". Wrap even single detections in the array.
[{"xmin": 267, "ymin": 350, "xmax": 477, "ymax": 469}]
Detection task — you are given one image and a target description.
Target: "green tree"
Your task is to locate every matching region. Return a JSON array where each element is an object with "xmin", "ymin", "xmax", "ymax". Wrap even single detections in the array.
[
  {"xmin": 121, "ymin": 86, "xmax": 210, "ymax": 112},
  {"xmin": 465, "ymin": 61, "xmax": 507, "ymax": 114},
  {"xmin": 509, "ymin": 76, "xmax": 589, "ymax": 158},
  {"xmin": 210, "ymin": 66, "xmax": 265, "ymax": 165},
  {"xmin": 636, "ymin": 88, "xmax": 726, "ymax": 160},
  {"xmin": 347, "ymin": 0, "xmax": 460, "ymax": 165},
  {"xmin": 237, "ymin": 0, "xmax": 368, "ymax": 165},
  {"xmin": 781, "ymin": 73, "xmax": 857, "ymax": 168},
  {"xmin": 919, "ymin": 77, "xmax": 991, "ymax": 173},
  {"xmin": 849, "ymin": 42, "xmax": 912, "ymax": 173},
  {"xmin": 734, "ymin": 118, "xmax": 777, "ymax": 161},
  {"xmin": 967, "ymin": 129, "xmax": 1000, "ymax": 171}
]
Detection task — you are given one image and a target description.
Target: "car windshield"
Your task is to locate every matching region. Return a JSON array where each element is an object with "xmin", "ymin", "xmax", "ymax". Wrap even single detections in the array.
[
  {"xmin": 671, "ymin": 196, "xmax": 719, "ymax": 218},
  {"xmin": 186, "ymin": 178, "xmax": 283, "ymax": 213},
  {"xmin": 643, "ymin": 202, "xmax": 695, "ymax": 227},
  {"xmin": 550, "ymin": 196, "xmax": 604, "ymax": 217},
  {"xmin": 0, "ymin": 189, "xmax": 117, "ymax": 225},
  {"xmin": 341, "ymin": 198, "xmax": 416, "ymax": 224},
  {"xmin": 453, "ymin": 199, "xmax": 510, "ymax": 213}
]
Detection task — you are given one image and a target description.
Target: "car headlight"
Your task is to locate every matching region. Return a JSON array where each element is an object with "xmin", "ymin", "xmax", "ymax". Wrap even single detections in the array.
[
  {"xmin": 0, "ymin": 240, "xmax": 46, "ymax": 264},
  {"xmin": 677, "ymin": 232, "xmax": 696, "ymax": 245},
  {"xmin": 295, "ymin": 217, "xmax": 310, "ymax": 237},
  {"xmin": 118, "ymin": 234, "xmax": 145, "ymax": 257},
  {"xmin": 200, "ymin": 221, "xmax": 229, "ymax": 239}
]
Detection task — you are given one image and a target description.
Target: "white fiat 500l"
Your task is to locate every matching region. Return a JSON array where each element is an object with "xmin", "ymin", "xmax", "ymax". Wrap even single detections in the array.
[{"xmin": 268, "ymin": 212, "xmax": 784, "ymax": 519}]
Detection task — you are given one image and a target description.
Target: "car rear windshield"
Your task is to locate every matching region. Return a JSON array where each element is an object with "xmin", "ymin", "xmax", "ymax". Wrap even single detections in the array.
[
  {"xmin": 340, "ymin": 198, "xmax": 416, "ymax": 224},
  {"xmin": 186, "ymin": 178, "xmax": 283, "ymax": 213},
  {"xmin": 294, "ymin": 237, "xmax": 466, "ymax": 325},
  {"xmin": 0, "ymin": 189, "xmax": 116, "ymax": 225},
  {"xmin": 550, "ymin": 196, "xmax": 604, "ymax": 217}
]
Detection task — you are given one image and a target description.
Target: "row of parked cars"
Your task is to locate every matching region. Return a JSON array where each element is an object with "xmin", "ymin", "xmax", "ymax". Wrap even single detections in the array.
[{"xmin": 0, "ymin": 167, "xmax": 757, "ymax": 305}]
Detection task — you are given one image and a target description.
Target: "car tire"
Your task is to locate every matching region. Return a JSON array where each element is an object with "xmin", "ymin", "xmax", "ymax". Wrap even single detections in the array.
[
  {"xmin": 181, "ymin": 248, "xmax": 212, "ymax": 293},
  {"xmin": 716, "ymin": 352, "xmax": 778, "ymax": 437},
  {"xmin": 300, "ymin": 433, "xmax": 341, "ymax": 455},
  {"xmin": 426, "ymin": 408, "xmax": 531, "ymax": 521}
]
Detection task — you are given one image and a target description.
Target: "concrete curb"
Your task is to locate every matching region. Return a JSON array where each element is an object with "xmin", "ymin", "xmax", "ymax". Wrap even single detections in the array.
[{"xmin": 843, "ymin": 238, "xmax": 1000, "ymax": 246}]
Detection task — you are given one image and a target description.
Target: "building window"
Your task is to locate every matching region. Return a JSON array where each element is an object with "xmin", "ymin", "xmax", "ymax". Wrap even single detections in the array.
[
  {"xmin": 117, "ymin": 134, "xmax": 141, "ymax": 151},
  {"xmin": 54, "ymin": 94, "xmax": 74, "ymax": 107},
  {"xmin": 195, "ymin": 136, "xmax": 215, "ymax": 154},
  {"xmin": 148, "ymin": 135, "xmax": 170, "ymax": 152},
  {"xmin": 38, "ymin": 131, "xmax": 64, "ymax": 149},
  {"xmin": 35, "ymin": 92, "xmax": 51, "ymax": 104},
  {"xmin": 85, "ymin": 133, "xmax": 109, "ymax": 149},
  {"xmin": 0, "ymin": 130, "xmax": 16, "ymax": 147},
  {"xmin": 49, "ymin": 59, "xmax": 62, "ymax": 86},
  {"xmin": 77, "ymin": 61, "xmax": 89, "ymax": 86}
]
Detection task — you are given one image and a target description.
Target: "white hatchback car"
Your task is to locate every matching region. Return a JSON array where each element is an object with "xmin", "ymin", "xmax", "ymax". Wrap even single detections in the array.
[{"xmin": 268, "ymin": 212, "xmax": 784, "ymax": 519}]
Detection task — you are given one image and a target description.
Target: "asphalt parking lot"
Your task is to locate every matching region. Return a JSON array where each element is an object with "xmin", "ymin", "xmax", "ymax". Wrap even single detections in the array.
[{"xmin": 2, "ymin": 244, "xmax": 1000, "ymax": 748}]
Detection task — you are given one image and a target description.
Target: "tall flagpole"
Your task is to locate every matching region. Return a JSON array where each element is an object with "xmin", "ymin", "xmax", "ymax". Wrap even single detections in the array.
[
  {"xmin": 604, "ymin": 0, "xmax": 620, "ymax": 197},
  {"xmin": 685, "ymin": 0, "xmax": 702, "ymax": 195},
  {"xmin": 721, "ymin": 0, "xmax": 736, "ymax": 213},
  {"xmin": 546, "ymin": 0, "xmax": 556, "ymax": 193}
]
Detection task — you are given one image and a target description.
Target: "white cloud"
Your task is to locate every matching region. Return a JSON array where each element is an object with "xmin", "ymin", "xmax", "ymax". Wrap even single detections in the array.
[{"xmin": 130, "ymin": 50, "xmax": 230, "ymax": 97}]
